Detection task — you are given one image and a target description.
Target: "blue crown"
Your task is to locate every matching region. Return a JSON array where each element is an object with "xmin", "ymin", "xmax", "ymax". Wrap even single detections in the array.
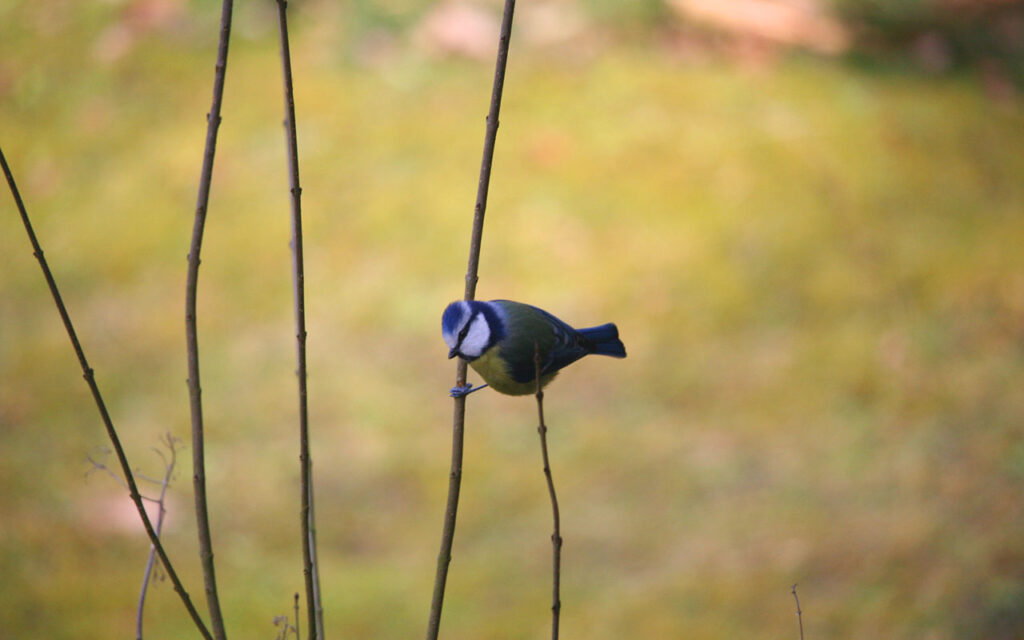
[{"xmin": 442, "ymin": 301, "xmax": 469, "ymax": 335}]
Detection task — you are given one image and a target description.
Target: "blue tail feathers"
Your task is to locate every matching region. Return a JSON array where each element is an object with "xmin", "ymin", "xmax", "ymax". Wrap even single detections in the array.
[{"xmin": 579, "ymin": 323, "xmax": 626, "ymax": 358}]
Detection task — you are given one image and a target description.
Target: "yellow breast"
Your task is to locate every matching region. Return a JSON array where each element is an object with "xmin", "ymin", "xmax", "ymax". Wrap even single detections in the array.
[{"xmin": 469, "ymin": 346, "xmax": 558, "ymax": 396}]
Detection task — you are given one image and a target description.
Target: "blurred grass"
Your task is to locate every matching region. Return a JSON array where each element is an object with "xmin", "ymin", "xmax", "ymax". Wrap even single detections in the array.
[{"xmin": 3, "ymin": 2, "xmax": 1024, "ymax": 639}]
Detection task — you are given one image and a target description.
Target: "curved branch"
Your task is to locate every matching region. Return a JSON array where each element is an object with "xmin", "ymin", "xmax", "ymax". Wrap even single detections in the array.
[
  {"xmin": 184, "ymin": 2, "xmax": 235, "ymax": 638},
  {"xmin": 1, "ymin": 147, "xmax": 213, "ymax": 640},
  {"xmin": 535, "ymin": 343, "xmax": 561, "ymax": 639}
]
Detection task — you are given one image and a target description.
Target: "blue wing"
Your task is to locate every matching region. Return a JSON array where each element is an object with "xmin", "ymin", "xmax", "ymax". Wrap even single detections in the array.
[
  {"xmin": 493, "ymin": 301, "xmax": 592, "ymax": 384},
  {"xmin": 529, "ymin": 304, "xmax": 592, "ymax": 374}
]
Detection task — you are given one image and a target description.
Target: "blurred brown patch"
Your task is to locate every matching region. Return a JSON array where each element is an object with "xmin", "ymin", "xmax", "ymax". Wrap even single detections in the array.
[
  {"xmin": 412, "ymin": 1, "xmax": 500, "ymax": 60},
  {"xmin": 669, "ymin": 0, "xmax": 851, "ymax": 55},
  {"xmin": 77, "ymin": 490, "xmax": 178, "ymax": 535},
  {"xmin": 92, "ymin": 0, "xmax": 186, "ymax": 63}
]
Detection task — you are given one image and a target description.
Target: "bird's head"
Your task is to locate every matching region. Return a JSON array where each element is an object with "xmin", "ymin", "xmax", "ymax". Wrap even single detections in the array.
[{"xmin": 442, "ymin": 300, "xmax": 503, "ymax": 361}]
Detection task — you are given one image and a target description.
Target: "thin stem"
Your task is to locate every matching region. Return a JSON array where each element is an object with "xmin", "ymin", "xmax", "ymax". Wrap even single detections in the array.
[
  {"xmin": 137, "ymin": 434, "xmax": 180, "ymax": 640},
  {"xmin": 184, "ymin": 2, "xmax": 234, "ymax": 638},
  {"xmin": 1, "ymin": 147, "xmax": 213, "ymax": 640},
  {"xmin": 425, "ymin": 2, "xmax": 517, "ymax": 639},
  {"xmin": 306, "ymin": 487, "xmax": 323, "ymax": 638},
  {"xmin": 426, "ymin": 371, "xmax": 467, "ymax": 640},
  {"xmin": 87, "ymin": 453, "xmax": 131, "ymax": 491},
  {"xmin": 274, "ymin": 1, "xmax": 323, "ymax": 638},
  {"xmin": 791, "ymin": 584, "xmax": 804, "ymax": 640},
  {"xmin": 535, "ymin": 343, "xmax": 561, "ymax": 640},
  {"xmin": 462, "ymin": 0, "xmax": 517, "ymax": 302}
]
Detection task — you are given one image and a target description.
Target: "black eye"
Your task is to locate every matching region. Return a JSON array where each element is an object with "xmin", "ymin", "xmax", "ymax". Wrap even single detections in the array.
[{"xmin": 458, "ymin": 325, "xmax": 469, "ymax": 341}]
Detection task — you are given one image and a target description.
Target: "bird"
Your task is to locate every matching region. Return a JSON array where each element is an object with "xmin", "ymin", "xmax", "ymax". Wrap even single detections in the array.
[{"xmin": 442, "ymin": 299, "xmax": 626, "ymax": 397}]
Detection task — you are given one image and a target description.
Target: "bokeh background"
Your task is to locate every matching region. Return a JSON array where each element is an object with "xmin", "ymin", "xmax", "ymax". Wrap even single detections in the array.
[{"xmin": 3, "ymin": 0, "xmax": 1024, "ymax": 638}]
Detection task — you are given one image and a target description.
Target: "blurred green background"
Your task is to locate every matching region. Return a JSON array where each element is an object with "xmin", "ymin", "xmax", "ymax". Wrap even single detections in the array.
[{"xmin": 2, "ymin": 0, "xmax": 1024, "ymax": 638}]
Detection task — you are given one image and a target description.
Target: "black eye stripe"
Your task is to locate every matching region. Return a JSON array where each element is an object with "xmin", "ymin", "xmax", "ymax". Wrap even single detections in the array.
[
  {"xmin": 458, "ymin": 311, "xmax": 480, "ymax": 340},
  {"xmin": 454, "ymin": 316, "xmax": 473, "ymax": 348}
]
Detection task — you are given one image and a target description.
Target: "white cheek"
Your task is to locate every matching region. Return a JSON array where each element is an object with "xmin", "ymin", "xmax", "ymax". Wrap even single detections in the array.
[{"xmin": 460, "ymin": 315, "xmax": 491, "ymax": 358}]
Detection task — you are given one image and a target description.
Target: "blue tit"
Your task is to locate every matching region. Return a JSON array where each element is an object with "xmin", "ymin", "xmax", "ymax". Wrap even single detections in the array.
[{"xmin": 441, "ymin": 299, "xmax": 626, "ymax": 397}]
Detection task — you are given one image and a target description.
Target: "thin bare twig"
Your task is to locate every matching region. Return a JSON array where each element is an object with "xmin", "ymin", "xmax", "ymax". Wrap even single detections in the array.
[
  {"xmin": 86, "ymin": 438, "xmax": 186, "ymax": 636},
  {"xmin": 135, "ymin": 471, "xmax": 168, "ymax": 486},
  {"xmin": 86, "ymin": 451, "xmax": 172, "ymax": 500},
  {"xmin": 87, "ymin": 449, "xmax": 130, "ymax": 491},
  {"xmin": 426, "ymin": 2, "xmax": 518, "ymax": 639},
  {"xmin": 273, "ymin": 2, "xmax": 323, "ymax": 638},
  {"xmin": 273, "ymin": 593, "xmax": 300, "ymax": 640},
  {"xmin": 791, "ymin": 584, "xmax": 804, "ymax": 640},
  {"xmin": 1, "ymin": 146, "xmax": 213, "ymax": 640},
  {"xmin": 137, "ymin": 434, "xmax": 182, "ymax": 640},
  {"xmin": 184, "ymin": 2, "xmax": 234, "ymax": 638},
  {"xmin": 534, "ymin": 343, "xmax": 562, "ymax": 639}
]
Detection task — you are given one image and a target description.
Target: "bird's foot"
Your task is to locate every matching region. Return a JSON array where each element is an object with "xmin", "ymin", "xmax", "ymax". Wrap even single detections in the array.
[{"xmin": 450, "ymin": 383, "xmax": 488, "ymax": 398}]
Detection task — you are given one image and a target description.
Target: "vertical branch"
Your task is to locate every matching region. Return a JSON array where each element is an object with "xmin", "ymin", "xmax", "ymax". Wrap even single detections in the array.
[
  {"xmin": 274, "ymin": 1, "xmax": 324, "ymax": 638},
  {"xmin": 534, "ymin": 343, "xmax": 562, "ymax": 640},
  {"xmin": 791, "ymin": 584, "xmax": 804, "ymax": 640},
  {"xmin": 425, "ymin": 1, "xmax": 518, "ymax": 639},
  {"xmin": 137, "ymin": 434, "xmax": 181, "ymax": 640},
  {"xmin": 462, "ymin": 0, "xmax": 517, "ymax": 303},
  {"xmin": 184, "ymin": 2, "xmax": 234, "ymax": 639},
  {"xmin": 2, "ymin": 147, "xmax": 213, "ymax": 640}
]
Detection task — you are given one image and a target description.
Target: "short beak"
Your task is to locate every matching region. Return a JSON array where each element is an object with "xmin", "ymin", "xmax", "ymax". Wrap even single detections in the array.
[{"xmin": 448, "ymin": 348, "xmax": 457, "ymax": 359}]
